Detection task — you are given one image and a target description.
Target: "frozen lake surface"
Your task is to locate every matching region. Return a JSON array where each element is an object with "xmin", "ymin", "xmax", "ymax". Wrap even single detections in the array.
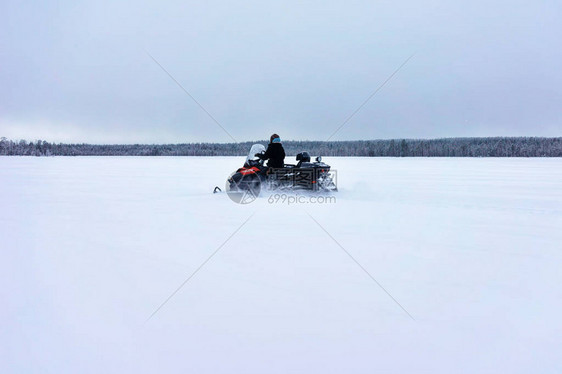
[{"xmin": 1, "ymin": 156, "xmax": 561, "ymax": 373}]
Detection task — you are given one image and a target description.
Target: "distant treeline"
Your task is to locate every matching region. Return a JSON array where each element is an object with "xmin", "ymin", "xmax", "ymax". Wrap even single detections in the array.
[{"xmin": 1, "ymin": 136, "xmax": 561, "ymax": 157}]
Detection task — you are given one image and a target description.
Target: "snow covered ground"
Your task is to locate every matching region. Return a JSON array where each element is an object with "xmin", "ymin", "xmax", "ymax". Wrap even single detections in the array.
[{"xmin": 1, "ymin": 156, "xmax": 561, "ymax": 373}]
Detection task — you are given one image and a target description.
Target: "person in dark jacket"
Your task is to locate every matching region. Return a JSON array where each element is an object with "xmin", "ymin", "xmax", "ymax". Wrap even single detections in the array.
[{"xmin": 257, "ymin": 133, "xmax": 285, "ymax": 168}]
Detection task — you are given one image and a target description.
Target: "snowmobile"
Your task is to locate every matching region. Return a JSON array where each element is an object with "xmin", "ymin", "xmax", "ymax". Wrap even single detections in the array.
[{"xmin": 225, "ymin": 144, "xmax": 337, "ymax": 195}]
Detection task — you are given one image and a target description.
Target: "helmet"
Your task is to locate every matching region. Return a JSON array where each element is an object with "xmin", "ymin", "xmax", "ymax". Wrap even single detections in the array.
[
  {"xmin": 270, "ymin": 134, "xmax": 281, "ymax": 143},
  {"xmin": 296, "ymin": 151, "xmax": 310, "ymax": 162}
]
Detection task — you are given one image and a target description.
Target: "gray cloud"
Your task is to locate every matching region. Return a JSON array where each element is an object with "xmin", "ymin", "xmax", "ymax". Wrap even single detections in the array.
[{"xmin": 1, "ymin": 0, "xmax": 561, "ymax": 143}]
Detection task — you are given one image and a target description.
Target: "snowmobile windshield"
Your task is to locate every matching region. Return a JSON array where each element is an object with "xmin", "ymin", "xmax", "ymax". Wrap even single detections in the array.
[{"xmin": 245, "ymin": 144, "xmax": 266, "ymax": 164}]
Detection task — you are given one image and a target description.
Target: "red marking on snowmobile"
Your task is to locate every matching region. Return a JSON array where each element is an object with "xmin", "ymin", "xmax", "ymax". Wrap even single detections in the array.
[{"xmin": 240, "ymin": 167, "xmax": 259, "ymax": 175}]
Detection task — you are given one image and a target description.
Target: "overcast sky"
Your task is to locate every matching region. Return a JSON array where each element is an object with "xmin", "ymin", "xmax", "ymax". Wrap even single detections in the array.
[{"xmin": 1, "ymin": 0, "xmax": 561, "ymax": 143}]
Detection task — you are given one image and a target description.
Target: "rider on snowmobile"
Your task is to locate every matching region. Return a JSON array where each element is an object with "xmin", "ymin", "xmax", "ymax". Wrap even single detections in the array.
[{"xmin": 256, "ymin": 133, "xmax": 286, "ymax": 168}]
